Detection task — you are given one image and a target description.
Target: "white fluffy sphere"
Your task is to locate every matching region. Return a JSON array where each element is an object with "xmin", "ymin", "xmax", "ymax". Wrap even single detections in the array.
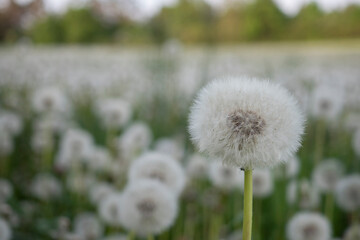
[
  {"xmin": 335, "ymin": 175, "xmax": 360, "ymax": 212},
  {"xmin": 209, "ymin": 161, "xmax": 243, "ymax": 191},
  {"xmin": 154, "ymin": 137, "xmax": 185, "ymax": 161},
  {"xmin": 287, "ymin": 180, "xmax": 320, "ymax": 210},
  {"xmin": 287, "ymin": 212, "xmax": 331, "ymax": 240},
  {"xmin": 119, "ymin": 180, "xmax": 177, "ymax": 237},
  {"xmin": 32, "ymin": 86, "xmax": 70, "ymax": 115},
  {"xmin": 88, "ymin": 182, "xmax": 115, "ymax": 205},
  {"xmin": 189, "ymin": 77, "xmax": 304, "ymax": 169},
  {"xmin": 252, "ymin": 169, "xmax": 273, "ymax": 198},
  {"xmin": 186, "ymin": 154, "xmax": 209, "ymax": 180},
  {"xmin": 0, "ymin": 218, "xmax": 11, "ymax": 240},
  {"xmin": 74, "ymin": 213, "xmax": 103, "ymax": 240},
  {"xmin": 118, "ymin": 122, "xmax": 152, "ymax": 161},
  {"xmin": 96, "ymin": 98, "xmax": 132, "ymax": 129},
  {"xmin": 344, "ymin": 224, "xmax": 360, "ymax": 240},
  {"xmin": 99, "ymin": 193, "xmax": 122, "ymax": 227},
  {"xmin": 311, "ymin": 85, "xmax": 343, "ymax": 121},
  {"xmin": 129, "ymin": 151, "xmax": 186, "ymax": 196},
  {"xmin": 31, "ymin": 173, "xmax": 62, "ymax": 201},
  {"xmin": 313, "ymin": 159, "xmax": 344, "ymax": 193}
]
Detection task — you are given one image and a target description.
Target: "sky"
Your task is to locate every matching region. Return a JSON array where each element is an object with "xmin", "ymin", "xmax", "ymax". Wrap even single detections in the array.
[{"xmin": 1, "ymin": 0, "xmax": 360, "ymax": 16}]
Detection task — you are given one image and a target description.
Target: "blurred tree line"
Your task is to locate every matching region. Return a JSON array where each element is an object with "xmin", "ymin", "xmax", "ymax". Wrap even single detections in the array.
[{"xmin": 1, "ymin": 0, "xmax": 360, "ymax": 44}]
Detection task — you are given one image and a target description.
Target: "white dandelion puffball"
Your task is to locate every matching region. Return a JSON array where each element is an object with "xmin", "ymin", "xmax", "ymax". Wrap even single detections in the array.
[
  {"xmin": 0, "ymin": 111, "xmax": 23, "ymax": 136},
  {"xmin": 311, "ymin": 85, "xmax": 343, "ymax": 121},
  {"xmin": 335, "ymin": 175, "xmax": 360, "ymax": 212},
  {"xmin": 313, "ymin": 159, "xmax": 344, "ymax": 193},
  {"xmin": 0, "ymin": 179, "xmax": 13, "ymax": 202},
  {"xmin": 89, "ymin": 182, "xmax": 115, "ymax": 205},
  {"xmin": 287, "ymin": 212, "xmax": 331, "ymax": 240},
  {"xmin": 353, "ymin": 129, "xmax": 360, "ymax": 156},
  {"xmin": 154, "ymin": 137, "xmax": 185, "ymax": 161},
  {"xmin": 31, "ymin": 173, "xmax": 62, "ymax": 201},
  {"xmin": 287, "ymin": 180, "xmax": 320, "ymax": 209},
  {"xmin": 119, "ymin": 180, "xmax": 177, "ymax": 237},
  {"xmin": 99, "ymin": 193, "xmax": 122, "ymax": 226},
  {"xmin": 56, "ymin": 128, "xmax": 94, "ymax": 169},
  {"xmin": 0, "ymin": 218, "xmax": 11, "ymax": 240},
  {"xmin": 189, "ymin": 77, "xmax": 304, "ymax": 169},
  {"xmin": 252, "ymin": 169, "xmax": 273, "ymax": 198},
  {"xmin": 129, "ymin": 151, "xmax": 186, "ymax": 196},
  {"xmin": 186, "ymin": 154, "xmax": 209, "ymax": 179},
  {"xmin": 32, "ymin": 86, "xmax": 69, "ymax": 114},
  {"xmin": 209, "ymin": 161, "xmax": 243, "ymax": 191},
  {"xmin": 118, "ymin": 122, "xmax": 152, "ymax": 161},
  {"xmin": 74, "ymin": 213, "xmax": 103, "ymax": 240},
  {"xmin": 344, "ymin": 224, "xmax": 360, "ymax": 240},
  {"xmin": 274, "ymin": 154, "xmax": 300, "ymax": 179},
  {"xmin": 96, "ymin": 98, "xmax": 132, "ymax": 129}
]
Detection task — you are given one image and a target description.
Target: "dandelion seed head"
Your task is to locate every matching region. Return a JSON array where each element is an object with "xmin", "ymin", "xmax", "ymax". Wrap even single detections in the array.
[
  {"xmin": 129, "ymin": 151, "xmax": 186, "ymax": 196},
  {"xmin": 313, "ymin": 159, "xmax": 344, "ymax": 193},
  {"xmin": 99, "ymin": 193, "xmax": 122, "ymax": 227},
  {"xmin": 335, "ymin": 175, "xmax": 360, "ymax": 212},
  {"xmin": 119, "ymin": 180, "xmax": 177, "ymax": 237},
  {"xmin": 31, "ymin": 173, "xmax": 62, "ymax": 201},
  {"xmin": 74, "ymin": 213, "xmax": 103, "ymax": 240},
  {"xmin": 287, "ymin": 212, "xmax": 331, "ymax": 240},
  {"xmin": 189, "ymin": 77, "xmax": 305, "ymax": 169}
]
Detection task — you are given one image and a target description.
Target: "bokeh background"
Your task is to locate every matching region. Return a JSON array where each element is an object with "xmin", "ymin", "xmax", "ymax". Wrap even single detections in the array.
[{"xmin": 0, "ymin": 0, "xmax": 360, "ymax": 240}]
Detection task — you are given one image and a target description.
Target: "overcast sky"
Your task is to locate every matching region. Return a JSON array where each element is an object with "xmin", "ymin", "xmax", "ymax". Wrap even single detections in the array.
[{"xmin": 2, "ymin": 0, "xmax": 360, "ymax": 16}]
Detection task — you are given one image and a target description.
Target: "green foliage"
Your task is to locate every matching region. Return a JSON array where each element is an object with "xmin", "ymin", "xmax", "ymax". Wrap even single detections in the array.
[
  {"xmin": 29, "ymin": 16, "xmax": 64, "ymax": 43},
  {"xmin": 24, "ymin": 0, "xmax": 360, "ymax": 44}
]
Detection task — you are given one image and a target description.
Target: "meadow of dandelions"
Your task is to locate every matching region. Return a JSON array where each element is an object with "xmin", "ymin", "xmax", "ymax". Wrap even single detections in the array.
[{"xmin": 0, "ymin": 46, "xmax": 360, "ymax": 240}]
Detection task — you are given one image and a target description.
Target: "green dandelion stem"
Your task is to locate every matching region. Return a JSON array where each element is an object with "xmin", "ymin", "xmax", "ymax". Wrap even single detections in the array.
[{"xmin": 242, "ymin": 169, "xmax": 253, "ymax": 240}]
